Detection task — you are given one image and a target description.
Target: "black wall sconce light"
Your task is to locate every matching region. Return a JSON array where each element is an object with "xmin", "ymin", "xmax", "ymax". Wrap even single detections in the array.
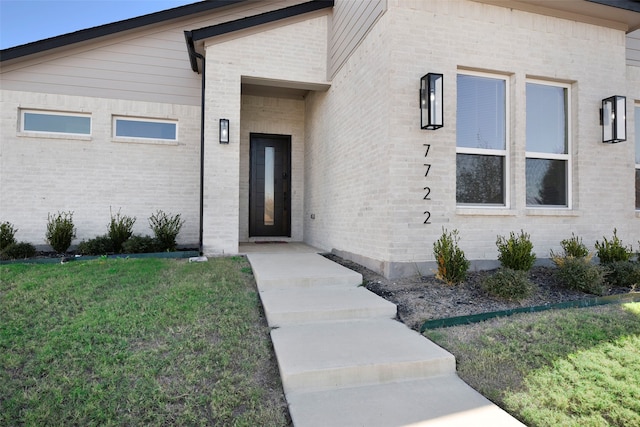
[
  {"xmin": 601, "ymin": 96, "xmax": 626, "ymax": 143},
  {"xmin": 420, "ymin": 73, "xmax": 444, "ymax": 130},
  {"xmin": 219, "ymin": 118, "xmax": 229, "ymax": 144}
]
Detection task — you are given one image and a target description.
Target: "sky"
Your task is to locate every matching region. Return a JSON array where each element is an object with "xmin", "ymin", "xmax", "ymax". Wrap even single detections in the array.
[{"xmin": 0, "ymin": 0, "xmax": 201, "ymax": 49}]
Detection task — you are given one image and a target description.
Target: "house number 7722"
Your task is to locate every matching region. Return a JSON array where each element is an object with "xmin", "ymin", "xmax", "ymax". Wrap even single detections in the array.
[{"xmin": 423, "ymin": 144, "xmax": 431, "ymax": 224}]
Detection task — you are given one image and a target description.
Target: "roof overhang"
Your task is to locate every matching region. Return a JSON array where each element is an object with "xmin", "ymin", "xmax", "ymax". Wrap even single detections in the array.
[
  {"xmin": 184, "ymin": 0, "xmax": 334, "ymax": 73},
  {"xmin": 0, "ymin": 0, "xmax": 246, "ymax": 64},
  {"xmin": 471, "ymin": 0, "xmax": 640, "ymax": 32}
]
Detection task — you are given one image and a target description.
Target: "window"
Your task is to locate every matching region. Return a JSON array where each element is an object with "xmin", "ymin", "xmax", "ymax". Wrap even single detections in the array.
[
  {"xmin": 456, "ymin": 73, "xmax": 508, "ymax": 206},
  {"xmin": 636, "ymin": 106, "xmax": 639, "ymax": 210},
  {"xmin": 113, "ymin": 117, "xmax": 177, "ymax": 141},
  {"xmin": 21, "ymin": 110, "xmax": 91, "ymax": 135},
  {"xmin": 525, "ymin": 81, "xmax": 570, "ymax": 207}
]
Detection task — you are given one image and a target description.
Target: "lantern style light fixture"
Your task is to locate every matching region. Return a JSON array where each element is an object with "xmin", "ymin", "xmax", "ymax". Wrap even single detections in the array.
[
  {"xmin": 601, "ymin": 96, "xmax": 626, "ymax": 143},
  {"xmin": 219, "ymin": 118, "xmax": 229, "ymax": 144},
  {"xmin": 420, "ymin": 73, "xmax": 444, "ymax": 130}
]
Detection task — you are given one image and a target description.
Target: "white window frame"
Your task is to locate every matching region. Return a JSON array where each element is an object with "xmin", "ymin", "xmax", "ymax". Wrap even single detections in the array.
[
  {"xmin": 20, "ymin": 109, "xmax": 92, "ymax": 137},
  {"xmin": 525, "ymin": 79, "xmax": 572, "ymax": 209},
  {"xmin": 456, "ymin": 70, "xmax": 510, "ymax": 208},
  {"xmin": 112, "ymin": 116, "xmax": 178, "ymax": 143}
]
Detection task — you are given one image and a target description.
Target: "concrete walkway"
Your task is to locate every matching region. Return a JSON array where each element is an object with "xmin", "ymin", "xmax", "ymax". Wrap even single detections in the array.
[{"xmin": 246, "ymin": 249, "xmax": 525, "ymax": 427}]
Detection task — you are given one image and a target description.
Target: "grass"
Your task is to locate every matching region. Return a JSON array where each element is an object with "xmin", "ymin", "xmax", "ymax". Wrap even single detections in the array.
[
  {"xmin": 424, "ymin": 303, "xmax": 640, "ymax": 427},
  {"xmin": 0, "ymin": 256, "xmax": 289, "ymax": 426}
]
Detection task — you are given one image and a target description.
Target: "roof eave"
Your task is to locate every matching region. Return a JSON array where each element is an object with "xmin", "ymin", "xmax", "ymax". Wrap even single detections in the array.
[
  {"xmin": 0, "ymin": 0, "xmax": 246, "ymax": 63},
  {"xmin": 471, "ymin": 0, "xmax": 640, "ymax": 32},
  {"xmin": 185, "ymin": 0, "xmax": 334, "ymax": 74}
]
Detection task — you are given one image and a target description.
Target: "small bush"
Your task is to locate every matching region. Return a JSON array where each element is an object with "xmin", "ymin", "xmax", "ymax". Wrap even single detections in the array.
[
  {"xmin": 551, "ymin": 233, "xmax": 589, "ymax": 259},
  {"xmin": 595, "ymin": 229, "xmax": 633, "ymax": 264},
  {"xmin": 433, "ymin": 228, "xmax": 470, "ymax": 285},
  {"xmin": 603, "ymin": 261, "xmax": 640, "ymax": 288},
  {"xmin": 482, "ymin": 268, "xmax": 535, "ymax": 301},
  {"xmin": 108, "ymin": 208, "xmax": 136, "ymax": 253},
  {"xmin": 0, "ymin": 221, "xmax": 17, "ymax": 251},
  {"xmin": 553, "ymin": 254, "xmax": 606, "ymax": 295},
  {"xmin": 149, "ymin": 210, "xmax": 184, "ymax": 252},
  {"xmin": 77, "ymin": 235, "xmax": 115, "ymax": 256},
  {"xmin": 0, "ymin": 242, "xmax": 36, "ymax": 260},
  {"xmin": 122, "ymin": 235, "xmax": 159, "ymax": 254},
  {"xmin": 46, "ymin": 211, "xmax": 76, "ymax": 254},
  {"xmin": 496, "ymin": 230, "xmax": 536, "ymax": 271}
]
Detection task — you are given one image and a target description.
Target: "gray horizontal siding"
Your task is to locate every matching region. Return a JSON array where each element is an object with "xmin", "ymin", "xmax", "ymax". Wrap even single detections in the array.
[
  {"xmin": 628, "ymin": 29, "xmax": 640, "ymax": 67},
  {"xmin": 0, "ymin": 0, "xmax": 307, "ymax": 106},
  {"xmin": 329, "ymin": 0, "xmax": 386, "ymax": 77}
]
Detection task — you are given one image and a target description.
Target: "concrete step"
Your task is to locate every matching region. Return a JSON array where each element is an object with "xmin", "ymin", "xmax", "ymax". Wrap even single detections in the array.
[
  {"xmin": 271, "ymin": 319, "xmax": 455, "ymax": 395},
  {"xmin": 246, "ymin": 253, "xmax": 362, "ymax": 291},
  {"xmin": 259, "ymin": 286, "xmax": 397, "ymax": 327},
  {"xmin": 286, "ymin": 376, "xmax": 526, "ymax": 427}
]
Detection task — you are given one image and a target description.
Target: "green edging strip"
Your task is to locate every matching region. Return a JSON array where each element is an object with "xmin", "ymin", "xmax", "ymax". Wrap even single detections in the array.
[
  {"xmin": 0, "ymin": 251, "xmax": 200, "ymax": 265},
  {"xmin": 420, "ymin": 292, "xmax": 640, "ymax": 332}
]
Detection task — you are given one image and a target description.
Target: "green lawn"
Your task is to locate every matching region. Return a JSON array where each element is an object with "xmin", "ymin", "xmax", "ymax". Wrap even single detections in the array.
[
  {"xmin": 0, "ymin": 257, "xmax": 289, "ymax": 426},
  {"xmin": 425, "ymin": 303, "xmax": 640, "ymax": 427}
]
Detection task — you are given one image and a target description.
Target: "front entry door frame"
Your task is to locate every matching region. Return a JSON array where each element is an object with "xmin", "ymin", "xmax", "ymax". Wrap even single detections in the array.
[{"xmin": 249, "ymin": 133, "xmax": 291, "ymax": 237}]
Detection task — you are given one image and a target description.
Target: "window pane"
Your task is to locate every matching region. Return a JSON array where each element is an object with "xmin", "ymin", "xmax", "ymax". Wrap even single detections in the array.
[
  {"xmin": 635, "ymin": 107, "xmax": 640, "ymax": 165},
  {"xmin": 115, "ymin": 119, "xmax": 176, "ymax": 140},
  {"xmin": 264, "ymin": 147, "xmax": 275, "ymax": 226},
  {"xmin": 457, "ymin": 75, "xmax": 506, "ymax": 150},
  {"xmin": 526, "ymin": 83, "xmax": 567, "ymax": 154},
  {"xmin": 24, "ymin": 112, "xmax": 90, "ymax": 135},
  {"xmin": 526, "ymin": 159, "xmax": 567, "ymax": 206},
  {"xmin": 636, "ymin": 169, "xmax": 640, "ymax": 210},
  {"xmin": 456, "ymin": 154, "xmax": 504, "ymax": 204}
]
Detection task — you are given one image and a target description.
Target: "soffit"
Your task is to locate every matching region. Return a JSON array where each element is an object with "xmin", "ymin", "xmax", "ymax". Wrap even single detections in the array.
[{"xmin": 471, "ymin": 0, "xmax": 640, "ymax": 32}]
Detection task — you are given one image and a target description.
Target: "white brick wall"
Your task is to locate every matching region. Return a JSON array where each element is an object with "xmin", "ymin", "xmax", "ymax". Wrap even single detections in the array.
[
  {"xmin": 239, "ymin": 95, "xmax": 305, "ymax": 242},
  {"xmin": 3, "ymin": 0, "xmax": 637, "ymax": 273},
  {"xmin": 0, "ymin": 90, "xmax": 201, "ymax": 248},
  {"xmin": 201, "ymin": 13, "xmax": 329, "ymax": 255},
  {"xmin": 305, "ymin": 0, "xmax": 639, "ymax": 277}
]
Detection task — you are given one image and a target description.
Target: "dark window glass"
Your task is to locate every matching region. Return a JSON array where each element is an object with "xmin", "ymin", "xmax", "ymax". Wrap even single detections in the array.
[
  {"xmin": 526, "ymin": 159, "xmax": 567, "ymax": 207},
  {"xmin": 636, "ymin": 107, "xmax": 640, "ymax": 164},
  {"xmin": 24, "ymin": 112, "xmax": 90, "ymax": 135},
  {"xmin": 456, "ymin": 154, "xmax": 504, "ymax": 204},
  {"xmin": 115, "ymin": 119, "xmax": 176, "ymax": 140},
  {"xmin": 636, "ymin": 169, "xmax": 640, "ymax": 210}
]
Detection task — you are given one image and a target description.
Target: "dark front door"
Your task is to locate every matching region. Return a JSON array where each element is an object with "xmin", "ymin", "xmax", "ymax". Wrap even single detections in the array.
[{"xmin": 249, "ymin": 134, "xmax": 291, "ymax": 237}]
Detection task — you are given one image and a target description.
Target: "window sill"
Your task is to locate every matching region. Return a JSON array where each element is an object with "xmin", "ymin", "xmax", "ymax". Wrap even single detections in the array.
[
  {"xmin": 112, "ymin": 138, "xmax": 179, "ymax": 146},
  {"xmin": 456, "ymin": 207, "xmax": 516, "ymax": 216},
  {"xmin": 525, "ymin": 208, "xmax": 580, "ymax": 217},
  {"xmin": 18, "ymin": 132, "xmax": 91, "ymax": 141}
]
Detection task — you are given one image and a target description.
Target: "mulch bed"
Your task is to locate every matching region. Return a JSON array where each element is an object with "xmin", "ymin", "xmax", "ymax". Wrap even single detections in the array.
[{"xmin": 323, "ymin": 254, "xmax": 636, "ymax": 331}]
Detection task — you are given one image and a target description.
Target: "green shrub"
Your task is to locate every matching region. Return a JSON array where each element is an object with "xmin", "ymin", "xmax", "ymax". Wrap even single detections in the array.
[
  {"xmin": 0, "ymin": 221, "xmax": 17, "ymax": 251},
  {"xmin": 433, "ymin": 228, "xmax": 470, "ymax": 285},
  {"xmin": 496, "ymin": 230, "xmax": 536, "ymax": 271},
  {"xmin": 148, "ymin": 210, "xmax": 184, "ymax": 252},
  {"xmin": 551, "ymin": 233, "xmax": 589, "ymax": 259},
  {"xmin": 481, "ymin": 268, "xmax": 535, "ymax": 301},
  {"xmin": 122, "ymin": 235, "xmax": 159, "ymax": 254},
  {"xmin": 603, "ymin": 261, "xmax": 640, "ymax": 288},
  {"xmin": 0, "ymin": 242, "xmax": 36, "ymax": 260},
  {"xmin": 108, "ymin": 208, "xmax": 136, "ymax": 253},
  {"xmin": 553, "ymin": 254, "xmax": 606, "ymax": 295},
  {"xmin": 595, "ymin": 229, "xmax": 633, "ymax": 264},
  {"xmin": 45, "ymin": 211, "xmax": 76, "ymax": 254},
  {"xmin": 77, "ymin": 235, "xmax": 115, "ymax": 256}
]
